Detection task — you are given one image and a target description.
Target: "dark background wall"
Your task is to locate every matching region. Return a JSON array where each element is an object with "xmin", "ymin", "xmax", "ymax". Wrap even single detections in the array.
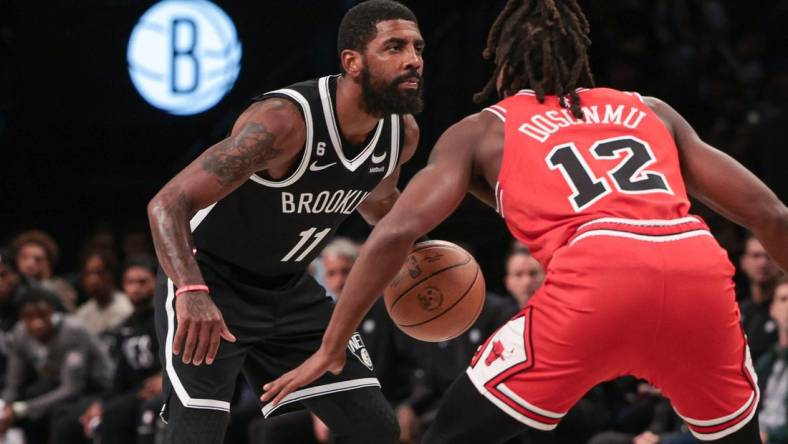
[{"xmin": 1, "ymin": 0, "xmax": 786, "ymax": 293}]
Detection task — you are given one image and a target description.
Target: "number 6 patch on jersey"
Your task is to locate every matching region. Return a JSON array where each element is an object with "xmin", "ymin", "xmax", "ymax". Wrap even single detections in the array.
[{"xmin": 469, "ymin": 308, "xmax": 533, "ymax": 380}]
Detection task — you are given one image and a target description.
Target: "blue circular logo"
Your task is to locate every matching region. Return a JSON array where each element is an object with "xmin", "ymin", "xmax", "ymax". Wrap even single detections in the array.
[{"xmin": 127, "ymin": 0, "xmax": 242, "ymax": 116}]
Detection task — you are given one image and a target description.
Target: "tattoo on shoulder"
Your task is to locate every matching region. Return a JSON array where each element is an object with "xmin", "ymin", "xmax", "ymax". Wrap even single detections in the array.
[{"xmin": 201, "ymin": 122, "xmax": 285, "ymax": 186}]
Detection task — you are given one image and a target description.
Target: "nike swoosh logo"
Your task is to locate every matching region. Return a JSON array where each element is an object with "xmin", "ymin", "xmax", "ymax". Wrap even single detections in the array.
[
  {"xmin": 309, "ymin": 161, "xmax": 336, "ymax": 172},
  {"xmin": 371, "ymin": 151, "xmax": 387, "ymax": 164}
]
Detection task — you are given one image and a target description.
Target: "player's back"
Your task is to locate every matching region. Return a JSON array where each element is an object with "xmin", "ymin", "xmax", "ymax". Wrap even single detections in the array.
[{"xmin": 489, "ymin": 88, "xmax": 693, "ymax": 267}]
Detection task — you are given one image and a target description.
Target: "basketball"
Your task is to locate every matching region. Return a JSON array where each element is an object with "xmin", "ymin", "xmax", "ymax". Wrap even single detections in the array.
[{"xmin": 384, "ymin": 240, "xmax": 486, "ymax": 342}]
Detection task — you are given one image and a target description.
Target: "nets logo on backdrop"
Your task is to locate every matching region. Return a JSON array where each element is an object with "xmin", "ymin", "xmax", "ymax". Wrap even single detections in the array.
[{"xmin": 127, "ymin": 0, "xmax": 242, "ymax": 116}]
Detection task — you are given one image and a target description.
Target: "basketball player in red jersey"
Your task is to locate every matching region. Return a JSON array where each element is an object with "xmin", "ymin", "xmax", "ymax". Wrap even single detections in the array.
[{"xmin": 263, "ymin": 1, "xmax": 788, "ymax": 443}]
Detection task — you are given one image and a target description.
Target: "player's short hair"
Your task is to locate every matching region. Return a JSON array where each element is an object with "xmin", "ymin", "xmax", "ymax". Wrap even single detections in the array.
[
  {"xmin": 475, "ymin": 0, "xmax": 594, "ymax": 119},
  {"xmin": 337, "ymin": 0, "xmax": 417, "ymax": 57},
  {"xmin": 11, "ymin": 230, "xmax": 60, "ymax": 267},
  {"xmin": 321, "ymin": 237, "xmax": 360, "ymax": 261}
]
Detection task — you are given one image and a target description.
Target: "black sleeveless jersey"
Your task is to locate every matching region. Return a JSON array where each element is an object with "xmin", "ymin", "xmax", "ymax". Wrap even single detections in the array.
[{"xmin": 191, "ymin": 75, "xmax": 404, "ymax": 279}]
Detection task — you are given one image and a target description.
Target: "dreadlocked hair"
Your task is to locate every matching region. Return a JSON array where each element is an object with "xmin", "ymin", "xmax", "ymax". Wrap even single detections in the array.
[{"xmin": 475, "ymin": 0, "xmax": 594, "ymax": 118}]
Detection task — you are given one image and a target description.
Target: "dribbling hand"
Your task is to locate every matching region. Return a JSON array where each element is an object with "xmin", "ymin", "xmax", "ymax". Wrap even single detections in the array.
[
  {"xmin": 261, "ymin": 346, "xmax": 346, "ymax": 407},
  {"xmin": 173, "ymin": 291, "xmax": 236, "ymax": 365}
]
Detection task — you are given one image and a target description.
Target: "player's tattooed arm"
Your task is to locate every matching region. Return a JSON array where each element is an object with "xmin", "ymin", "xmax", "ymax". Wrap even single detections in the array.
[
  {"xmin": 147, "ymin": 98, "xmax": 305, "ymax": 288},
  {"xmin": 358, "ymin": 114, "xmax": 420, "ymax": 225},
  {"xmin": 200, "ymin": 122, "xmax": 281, "ymax": 186},
  {"xmin": 147, "ymin": 99, "xmax": 305, "ymax": 365}
]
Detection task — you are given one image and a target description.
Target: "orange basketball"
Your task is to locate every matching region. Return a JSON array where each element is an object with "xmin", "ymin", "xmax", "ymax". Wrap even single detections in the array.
[{"xmin": 384, "ymin": 240, "xmax": 486, "ymax": 342}]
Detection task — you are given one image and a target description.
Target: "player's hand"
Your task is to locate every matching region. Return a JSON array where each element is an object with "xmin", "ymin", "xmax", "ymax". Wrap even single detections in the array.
[
  {"xmin": 173, "ymin": 291, "xmax": 236, "ymax": 365},
  {"xmin": 261, "ymin": 346, "xmax": 346, "ymax": 407}
]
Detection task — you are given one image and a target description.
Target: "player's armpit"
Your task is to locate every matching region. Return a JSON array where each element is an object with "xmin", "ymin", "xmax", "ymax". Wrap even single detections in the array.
[{"xmin": 648, "ymin": 97, "xmax": 788, "ymax": 270}]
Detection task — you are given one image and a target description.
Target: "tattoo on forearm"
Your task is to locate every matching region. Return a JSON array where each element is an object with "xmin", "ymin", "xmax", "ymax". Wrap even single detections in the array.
[
  {"xmin": 201, "ymin": 122, "xmax": 284, "ymax": 186},
  {"xmin": 149, "ymin": 187, "xmax": 202, "ymax": 285}
]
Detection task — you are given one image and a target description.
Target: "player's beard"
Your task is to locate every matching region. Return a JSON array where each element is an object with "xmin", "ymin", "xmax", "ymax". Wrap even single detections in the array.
[{"xmin": 360, "ymin": 66, "xmax": 424, "ymax": 117}]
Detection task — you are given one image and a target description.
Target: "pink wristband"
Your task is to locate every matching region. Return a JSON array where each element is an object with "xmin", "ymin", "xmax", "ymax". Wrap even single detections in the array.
[{"xmin": 175, "ymin": 285, "xmax": 209, "ymax": 297}]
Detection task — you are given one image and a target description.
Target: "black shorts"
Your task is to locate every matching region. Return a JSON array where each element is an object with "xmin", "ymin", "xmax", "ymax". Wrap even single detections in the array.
[{"xmin": 154, "ymin": 252, "xmax": 379, "ymax": 418}]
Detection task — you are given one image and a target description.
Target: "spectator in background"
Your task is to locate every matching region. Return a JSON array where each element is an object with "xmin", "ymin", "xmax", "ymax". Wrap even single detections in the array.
[
  {"xmin": 121, "ymin": 230, "xmax": 153, "ymax": 261},
  {"xmin": 0, "ymin": 248, "xmax": 25, "ymax": 390},
  {"xmin": 757, "ymin": 276, "xmax": 788, "ymax": 444},
  {"xmin": 74, "ymin": 249, "xmax": 133, "ymax": 339},
  {"xmin": 505, "ymin": 245, "xmax": 545, "ymax": 309},
  {"xmin": 0, "ymin": 248, "xmax": 23, "ymax": 333},
  {"xmin": 0, "ymin": 288, "xmax": 112, "ymax": 443},
  {"xmin": 321, "ymin": 237, "xmax": 358, "ymax": 299},
  {"xmin": 739, "ymin": 235, "xmax": 782, "ymax": 361},
  {"xmin": 55, "ymin": 255, "xmax": 162, "ymax": 444},
  {"xmin": 11, "ymin": 230, "xmax": 77, "ymax": 312}
]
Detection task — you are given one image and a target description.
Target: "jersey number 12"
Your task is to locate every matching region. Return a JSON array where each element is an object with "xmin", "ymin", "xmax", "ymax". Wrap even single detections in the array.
[{"xmin": 546, "ymin": 136, "xmax": 672, "ymax": 212}]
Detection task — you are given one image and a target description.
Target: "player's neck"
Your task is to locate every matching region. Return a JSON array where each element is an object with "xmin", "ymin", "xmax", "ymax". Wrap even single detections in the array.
[{"xmin": 335, "ymin": 75, "xmax": 381, "ymax": 145}]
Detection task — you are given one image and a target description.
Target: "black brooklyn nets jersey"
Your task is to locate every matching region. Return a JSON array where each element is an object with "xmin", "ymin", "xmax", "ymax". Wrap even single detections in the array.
[{"xmin": 191, "ymin": 75, "xmax": 404, "ymax": 278}]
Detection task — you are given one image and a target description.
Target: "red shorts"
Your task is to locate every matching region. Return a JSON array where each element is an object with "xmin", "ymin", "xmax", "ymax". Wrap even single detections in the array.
[{"xmin": 467, "ymin": 217, "xmax": 758, "ymax": 441}]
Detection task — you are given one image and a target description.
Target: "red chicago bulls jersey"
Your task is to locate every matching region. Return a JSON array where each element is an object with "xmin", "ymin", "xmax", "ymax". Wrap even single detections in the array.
[{"xmin": 487, "ymin": 88, "xmax": 691, "ymax": 268}]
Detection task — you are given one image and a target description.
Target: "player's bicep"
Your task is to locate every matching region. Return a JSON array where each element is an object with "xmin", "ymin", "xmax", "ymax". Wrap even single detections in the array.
[{"xmin": 163, "ymin": 100, "xmax": 303, "ymax": 212}]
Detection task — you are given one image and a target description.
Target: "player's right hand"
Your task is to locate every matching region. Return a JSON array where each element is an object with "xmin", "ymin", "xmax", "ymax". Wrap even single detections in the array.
[{"xmin": 173, "ymin": 291, "xmax": 236, "ymax": 365}]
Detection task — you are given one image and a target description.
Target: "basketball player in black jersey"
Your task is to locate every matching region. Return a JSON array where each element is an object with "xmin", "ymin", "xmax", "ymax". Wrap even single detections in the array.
[{"xmin": 146, "ymin": 2, "xmax": 423, "ymax": 442}]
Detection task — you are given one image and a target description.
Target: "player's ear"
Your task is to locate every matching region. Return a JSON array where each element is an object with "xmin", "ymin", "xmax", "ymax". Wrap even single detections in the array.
[{"xmin": 341, "ymin": 49, "xmax": 364, "ymax": 79}]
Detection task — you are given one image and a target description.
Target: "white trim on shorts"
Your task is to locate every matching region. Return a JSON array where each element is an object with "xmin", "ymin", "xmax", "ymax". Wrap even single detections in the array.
[
  {"xmin": 261, "ymin": 377, "xmax": 381, "ymax": 417},
  {"xmin": 577, "ymin": 216, "xmax": 701, "ymax": 230},
  {"xmin": 569, "ymin": 229, "xmax": 712, "ymax": 246},
  {"xmin": 165, "ymin": 279, "xmax": 231, "ymax": 412},
  {"xmin": 466, "ymin": 368, "xmax": 564, "ymax": 431},
  {"xmin": 677, "ymin": 345, "xmax": 760, "ymax": 441}
]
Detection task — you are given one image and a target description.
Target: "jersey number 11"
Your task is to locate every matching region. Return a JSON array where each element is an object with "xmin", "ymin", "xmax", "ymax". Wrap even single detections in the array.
[{"xmin": 281, "ymin": 227, "xmax": 331, "ymax": 262}]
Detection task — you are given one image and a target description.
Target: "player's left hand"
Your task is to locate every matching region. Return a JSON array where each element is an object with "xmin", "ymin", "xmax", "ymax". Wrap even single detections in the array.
[{"xmin": 261, "ymin": 346, "xmax": 346, "ymax": 407}]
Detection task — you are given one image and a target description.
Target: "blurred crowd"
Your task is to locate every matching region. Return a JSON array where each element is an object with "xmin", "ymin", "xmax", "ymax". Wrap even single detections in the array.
[{"xmin": 0, "ymin": 227, "xmax": 784, "ymax": 444}]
